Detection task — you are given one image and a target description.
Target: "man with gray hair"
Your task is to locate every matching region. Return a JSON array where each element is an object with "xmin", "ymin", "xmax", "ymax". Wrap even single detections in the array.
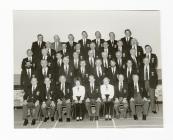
[{"xmin": 51, "ymin": 34, "xmax": 62, "ymax": 52}]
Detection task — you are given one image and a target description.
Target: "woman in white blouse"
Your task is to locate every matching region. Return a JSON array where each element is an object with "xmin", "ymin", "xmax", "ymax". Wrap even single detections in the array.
[{"xmin": 72, "ymin": 78, "xmax": 85, "ymax": 121}]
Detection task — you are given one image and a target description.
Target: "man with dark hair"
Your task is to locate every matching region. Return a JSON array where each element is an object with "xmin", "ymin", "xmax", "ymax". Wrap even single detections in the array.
[
  {"xmin": 107, "ymin": 32, "xmax": 117, "ymax": 56},
  {"xmin": 92, "ymin": 31, "xmax": 105, "ymax": 52}
]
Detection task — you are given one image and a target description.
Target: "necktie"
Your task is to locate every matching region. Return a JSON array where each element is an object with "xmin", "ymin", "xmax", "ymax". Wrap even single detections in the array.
[
  {"xmin": 91, "ymin": 85, "xmax": 93, "ymax": 93},
  {"xmin": 43, "ymin": 69, "xmax": 47, "ymax": 77},
  {"xmin": 134, "ymin": 84, "xmax": 137, "ymax": 93},
  {"xmin": 83, "ymin": 39, "xmax": 86, "ymax": 46},
  {"xmin": 111, "ymin": 41, "xmax": 114, "ymax": 47},
  {"xmin": 128, "ymin": 69, "xmax": 131, "ymax": 78},
  {"xmin": 145, "ymin": 66, "xmax": 148, "ymax": 80},
  {"xmin": 112, "ymin": 67, "xmax": 114, "ymax": 75},
  {"xmin": 120, "ymin": 83, "xmax": 123, "ymax": 92},
  {"xmin": 97, "ymin": 68, "xmax": 100, "ymax": 77},
  {"xmin": 28, "ymin": 69, "xmax": 31, "ymax": 78},
  {"xmin": 65, "ymin": 66, "xmax": 68, "ymax": 75}
]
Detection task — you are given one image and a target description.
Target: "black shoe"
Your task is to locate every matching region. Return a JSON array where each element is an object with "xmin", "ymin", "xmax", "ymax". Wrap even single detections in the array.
[
  {"xmin": 59, "ymin": 118, "xmax": 63, "ymax": 122},
  {"xmin": 105, "ymin": 118, "xmax": 108, "ymax": 121},
  {"xmin": 31, "ymin": 119, "xmax": 36, "ymax": 125},
  {"xmin": 51, "ymin": 117, "xmax": 54, "ymax": 122},
  {"xmin": 66, "ymin": 118, "xmax": 70, "ymax": 122},
  {"xmin": 95, "ymin": 116, "xmax": 99, "ymax": 121},
  {"xmin": 152, "ymin": 111, "xmax": 157, "ymax": 114},
  {"xmin": 23, "ymin": 119, "xmax": 28, "ymax": 126},
  {"xmin": 90, "ymin": 116, "xmax": 93, "ymax": 121},
  {"xmin": 133, "ymin": 115, "xmax": 138, "ymax": 120},
  {"xmin": 142, "ymin": 115, "xmax": 146, "ymax": 120},
  {"xmin": 44, "ymin": 117, "xmax": 49, "ymax": 122}
]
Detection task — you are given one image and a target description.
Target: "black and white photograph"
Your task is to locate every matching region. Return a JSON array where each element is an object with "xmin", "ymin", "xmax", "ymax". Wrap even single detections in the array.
[{"xmin": 13, "ymin": 10, "xmax": 163, "ymax": 128}]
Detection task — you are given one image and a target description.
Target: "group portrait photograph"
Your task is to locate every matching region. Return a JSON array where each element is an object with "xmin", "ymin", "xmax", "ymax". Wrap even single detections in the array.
[{"xmin": 13, "ymin": 10, "xmax": 163, "ymax": 128}]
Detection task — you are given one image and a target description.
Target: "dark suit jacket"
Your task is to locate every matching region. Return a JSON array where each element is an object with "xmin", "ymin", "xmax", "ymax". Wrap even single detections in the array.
[
  {"xmin": 92, "ymin": 39, "xmax": 105, "ymax": 55},
  {"xmin": 106, "ymin": 66, "xmax": 118, "ymax": 85},
  {"xmin": 143, "ymin": 53, "xmax": 158, "ymax": 68},
  {"xmin": 23, "ymin": 85, "xmax": 43, "ymax": 103},
  {"xmin": 129, "ymin": 46, "xmax": 144, "ymax": 60},
  {"xmin": 42, "ymin": 84, "xmax": 56, "ymax": 102},
  {"xmin": 47, "ymin": 48, "xmax": 56, "ymax": 59},
  {"xmin": 77, "ymin": 66, "xmax": 89, "ymax": 85},
  {"xmin": 139, "ymin": 64, "xmax": 158, "ymax": 89},
  {"xmin": 129, "ymin": 82, "xmax": 148, "ymax": 99},
  {"xmin": 66, "ymin": 41, "xmax": 77, "ymax": 58},
  {"xmin": 121, "ymin": 37, "xmax": 133, "ymax": 52},
  {"xmin": 114, "ymin": 82, "xmax": 128, "ymax": 98},
  {"xmin": 31, "ymin": 41, "xmax": 46, "ymax": 59},
  {"xmin": 85, "ymin": 82, "xmax": 101, "ymax": 100},
  {"xmin": 123, "ymin": 67, "xmax": 137, "ymax": 84},
  {"xmin": 115, "ymin": 58, "xmax": 126, "ymax": 73},
  {"xmin": 51, "ymin": 42, "xmax": 62, "ymax": 52},
  {"xmin": 127, "ymin": 55, "xmax": 141, "ymax": 72},
  {"xmin": 92, "ymin": 66, "xmax": 106, "ymax": 85},
  {"xmin": 21, "ymin": 57, "xmax": 37, "ymax": 71},
  {"xmin": 55, "ymin": 82, "xmax": 72, "ymax": 100},
  {"xmin": 78, "ymin": 39, "xmax": 91, "ymax": 59},
  {"xmin": 107, "ymin": 40, "xmax": 117, "ymax": 57}
]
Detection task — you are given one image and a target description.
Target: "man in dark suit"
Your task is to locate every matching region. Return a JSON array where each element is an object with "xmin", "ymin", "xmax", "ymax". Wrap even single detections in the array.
[
  {"xmin": 66, "ymin": 34, "xmax": 77, "ymax": 58},
  {"xmin": 92, "ymin": 31, "xmax": 105, "ymax": 53},
  {"xmin": 117, "ymin": 40, "xmax": 128, "ymax": 59},
  {"xmin": 85, "ymin": 75, "xmax": 101, "ymax": 120},
  {"xmin": 86, "ymin": 50, "xmax": 96, "ymax": 73},
  {"xmin": 78, "ymin": 31, "xmax": 91, "ymax": 59},
  {"xmin": 107, "ymin": 32, "xmax": 117, "ymax": 57},
  {"xmin": 55, "ymin": 75, "xmax": 72, "ymax": 122},
  {"xmin": 59, "ymin": 57, "xmax": 74, "ymax": 84},
  {"xmin": 23, "ymin": 77, "xmax": 43, "ymax": 126},
  {"xmin": 128, "ymin": 48, "xmax": 141, "ymax": 72},
  {"xmin": 59, "ymin": 43, "xmax": 70, "ymax": 57},
  {"xmin": 129, "ymin": 74, "xmax": 149, "ymax": 120},
  {"xmin": 52, "ymin": 52, "xmax": 63, "ymax": 81},
  {"xmin": 143, "ymin": 45, "xmax": 158, "ymax": 69},
  {"xmin": 115, "ymin": 51, "xmax": 126, "ymax": 73},
  {"xmin": 114, "ymin": 74, "xmax": 128, "ymax": 119},
  {"xmin": 139, "ymin": 57, "xmax": 158, "ymax": 113},
  {"xmin": 51, "ymin": 34, "xmax": 62, "ymax": 52},
  {"xmin": 89, "ymin": 42, "xmax": 100, "ymax": 59},
  {"xmin": 21, "ymin": 49, "xmax": 37, "ymax": 88},
  {"xmin": 71, "ymin": 52, "xmax": 81, "ymax": 77},
  {"xmin": 78, "ymin": 60, "xmax": 89, "ymax": 85},
  {"xmin": 121, "ymin": 29, "xmax": 133, "ymax": 53},
  {"xmin": 101, "ymin": 41, "xmax": 112, "ymax": 59},
  {"xmin": 36, "ymin": 59, "xmax": 53, "ymax": 84},
  {"xmin": 92, "ymin": 59, "xmax": 106, "ymax": 85},
  {"xmin": 31, "ymin": 34, "xmax": 46, "ymax": 59},
  {"xmin": 101, "ymin": 52, "xmax": 110, "ymax": 73},
  {"xmin": 74, "ymin": 43, "xmax": 85, "ymax": 60},
  {"xmin": 106, "ymin": 59, "xmax": 118, "ymax": 85},
  {"xmin": 45, "ymin": 41, "xmax": 56, "ymax": 60},
  {"xmin": 41, "ymin": 77, "xmax": 56, "ymax": 122},
  {"xmin": 130, "ymin": 38, "xmax": 144, "ymax": 61}
]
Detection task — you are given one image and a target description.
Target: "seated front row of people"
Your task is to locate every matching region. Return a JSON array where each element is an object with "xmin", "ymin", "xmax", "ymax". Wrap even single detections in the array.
[{"xmin": 22, "ymin": 73, "xmax": 150, "ymax": 126}]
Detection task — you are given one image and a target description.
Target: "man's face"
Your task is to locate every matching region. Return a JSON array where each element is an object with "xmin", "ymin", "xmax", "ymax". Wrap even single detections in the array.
[
  {"xmin": 56, "ymin": 53, "xmax": 62, "ymax": 59},
  {"xmin": 31, "ymin": 78, "xmax": 37, "ymax": 85},
  {"xmin": 89, "ymin": 76, "xmax": 95, "ymax": 83},
  {"xmin": 73, "ymin": 53, "xmax": 79, "ymax": 59},
  {"xmin": 102, "ymin": 53, "xmax": 108, "ymax": 59},
  {"xmin": 46, "ymin": 42, "xmax": 51, "ymax": 49},
  {"xmin": 88, "ymin": 51, "xmax": 94, "ymax": 57},
  {"xmin": 125, "ymin": 31, "xmax": 131, "ymax": 37},
  {"xmin": 117, "ymin": 41, "xmax": 123, "ymax": 47},
  {"xmin": 118, "ymin": 75, "xmax": 124, "ymax": 82},
  {"xmin": 103, "ymin": 78, "xmax": 109, "ymax": 85},
  {"xmin": 130, "ymin": 49, "xmax": 136, "ymax": 56},
  {"xmin": 116, "ymin": 52, "xmax": 122, "ymax": 59},
  {"xmin": 63, "ymin": 58, "xmax": 69, "ymax": 65},
  {"xmin": 42, "ymin": 49, "xmax": 48, "ymax": 56},
  {"xmin": 27, "ymin": 50, "xmax": 33, "ymax": 57},
  {"xmin": 68, "ymin": 35, "xmax": 74, "ymax": 41},
  {"xmin": 82, "ymin": 32, "xmax": 88, "ymax": 39},
  {"xmin": 133, "ymin": 75, "xmax": 139, "ymax": 83},
  {"xmin": 127, "ymin": 60, "xmax": 132, "ymax": 67},
  {"xmin": 145, "ymin": 46, "xmax": 152, "ymax": 53},
  {"xmin": 90, "ymin": 43, "xmax": 95, "ymax": 50},
  {"xmin": 62, "ymin": 44, "xmax": 67, "ymax": 49},
  {"xmin": 109, "ymin": 32, "xmax": 115, "ymax": 40},
  {"xmin": 44, "ymin": 78, "xmax": 51, "ymax": 85},
  {"xmin": 75, "ymin": 44, "xmax": 81, "ymax": 50},
  {"xmin": 103, "ymin": 42, "xmax": 108, "ymax": 48},
  {"xmin": 60, "ymin": 76, "xmax": 66, "ymax": 83},
  {"xmin": 95, "ymin": 31, "xmax": 101, "ymax": 39},
  {"xmin": 95, "ymin": 60, "xmax": 102, "ymax": 66},
  {"xmin": 143, "ymin": 58, "xmax": 150, "ymax": 65},
  {"xmin": 80, "ymin": 61, "xmax": 86, "ymax": 67},
  {"xmin": 131, "ymin": 39, "xmax": 137, "ymax": 46},
  {"xmin": 41, "ymin": 60, "xmax": 47, "ymax": 68},
  {"xmin": 110, "ymin": 61, "xmax": 116, "ymax": 66},
  {"xmin": 38, "ymin": 35, "xmax": 43, "ymax": 42},
  {"xmin": 54, "ymin": 35, "xmax": 60, "ymax": 42}
]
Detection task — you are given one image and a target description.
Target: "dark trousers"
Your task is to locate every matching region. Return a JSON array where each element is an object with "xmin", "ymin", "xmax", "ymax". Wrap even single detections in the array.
[
  {"xmin": 74, "ymin": 103, "xmax": 83, "ymax": 117},
  {"xmin": 41, "ymin": 100, "xmax": 55, "ymax": 118},
  {"xmin": 85, "ymin": 99, "xmax": 101, "ymax": 117},
  {"xmin": 57, "ymin": 101, "xmax": 71, "ymax": 118},
  {"xmin": 104, "ymin": 101, "xmax": 113, "ymax": 115}
]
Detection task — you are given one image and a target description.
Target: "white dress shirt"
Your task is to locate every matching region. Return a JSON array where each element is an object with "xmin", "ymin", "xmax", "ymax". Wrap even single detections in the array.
[
  {"xmin": 144, "ymin": 65, "xmax": 150, "ymax": 80},
  {"xmin": 73, "ymin": 85, "xmax": 85, "ymax": 101},
  {"xmin": 134, "ymin": 82, "xmax": 139, "ymax": 92},
  {"xmin": 100, "ymin": 84, "xmax": 114, "ymax": 99}
]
